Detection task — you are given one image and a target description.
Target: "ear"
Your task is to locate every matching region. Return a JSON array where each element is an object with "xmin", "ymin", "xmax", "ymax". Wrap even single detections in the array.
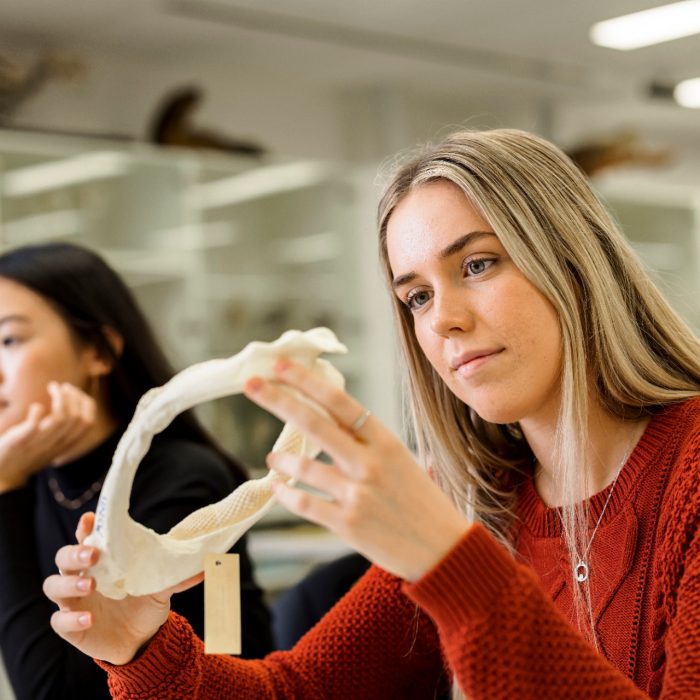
[
  {"xmin": 102, "ymin": 325, "xmax": 124, "ymax": 359},
  {"xmin": 86, "ymin": 326, "xmax": 124, "ymax": 377}
]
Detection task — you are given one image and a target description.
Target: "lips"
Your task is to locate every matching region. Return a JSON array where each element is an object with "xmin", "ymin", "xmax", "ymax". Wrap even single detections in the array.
[{"xmin": 450, "ymin": 348, "xmax": 503, "ymax": 371}]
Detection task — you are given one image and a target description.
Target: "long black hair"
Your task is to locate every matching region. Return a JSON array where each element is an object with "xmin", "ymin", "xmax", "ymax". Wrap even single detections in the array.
[{"xmin": 0, "ymin": 242, "xmax": 248, "ymax": 482}]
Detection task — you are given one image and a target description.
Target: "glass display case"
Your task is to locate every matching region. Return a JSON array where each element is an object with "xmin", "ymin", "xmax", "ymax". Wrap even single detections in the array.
[
  {"xmin": 596, "ymin": 179, "xmax": 700, "ymax": 334},
  {"xmin": 0, "ymin": 129, "xmax": 389, "ymax": 465},
  {"xmin": 0, "ymin": 128, "xmax": 398, "ymax": 601}
]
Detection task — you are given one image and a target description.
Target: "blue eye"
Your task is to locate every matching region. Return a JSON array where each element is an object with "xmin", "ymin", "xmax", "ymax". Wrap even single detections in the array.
[
  {"xmin": 464, "ymin": 258, "xmax": 495, "ymax": 276},
  {"xmin": 406, "ymin": 289, "xmax": 432, "ymax": 310}
]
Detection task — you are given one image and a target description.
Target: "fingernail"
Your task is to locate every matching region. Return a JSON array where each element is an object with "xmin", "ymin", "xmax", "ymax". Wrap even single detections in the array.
[
  {"xmin": 245, "ymin": 377, "xmax": 263, "ymax": 393},
  {"xmin": 79, "ymin": 548, "xmax": 92, "ymax": 563},
  {"xmin": 76, "ymin": 578, "xmax": 90, "ymax": 591},
  {"xmin": 274, "ymin": 357, "xmax": 291, "ymax": 372},
  {"xmin": 78, "ymin": 613, "xmax": 91, "ymax": 627}
]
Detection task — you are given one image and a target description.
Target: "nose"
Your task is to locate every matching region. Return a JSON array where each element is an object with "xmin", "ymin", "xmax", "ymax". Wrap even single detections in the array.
[{"xmin": 429, "ymin": 287, "xmax": 473, "ymax": 336}]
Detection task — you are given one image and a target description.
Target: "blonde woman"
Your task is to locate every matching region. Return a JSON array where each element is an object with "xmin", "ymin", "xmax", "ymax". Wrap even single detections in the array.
[{"xmin": 45, "ymin": 130, "xmax": 700, "ymax": 699}]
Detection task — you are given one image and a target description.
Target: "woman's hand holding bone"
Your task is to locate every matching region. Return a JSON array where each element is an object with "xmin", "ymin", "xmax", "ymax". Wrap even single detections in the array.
[
  {"xmin": 44, "ymin": 512, "xmax": 204, "ymax": 665},
  {"xmin": 245, "ymin": 358, "xmax": 470, "ymax": 582}
]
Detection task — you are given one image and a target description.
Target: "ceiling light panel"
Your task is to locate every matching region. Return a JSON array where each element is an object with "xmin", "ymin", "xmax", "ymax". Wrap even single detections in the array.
[
  {"xmin": 591, "ymin": 0, "xmax": 700, "ymax": 50},
  {"xmin": 674, "ymin": 76, "xmax": 700, "ymax": 106}
]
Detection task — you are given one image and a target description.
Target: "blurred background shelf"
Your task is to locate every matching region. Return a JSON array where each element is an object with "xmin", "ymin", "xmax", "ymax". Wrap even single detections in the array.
[
  {"xmin": 0, "ymin": 127, "xmax": 398, "ymax": 603},
  {"xmin": 596, "ymin": 178, "xmax": 700, "ymax": 333},
  {"xmin": 247, "ymin": 521, "xmax": 354, "ymax": 597}
]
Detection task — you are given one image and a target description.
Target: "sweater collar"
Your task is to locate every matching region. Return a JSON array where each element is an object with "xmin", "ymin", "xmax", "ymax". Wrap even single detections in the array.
[{"xmin": 516, "ymin": 400, "xmax": 692, "ymax": 538}]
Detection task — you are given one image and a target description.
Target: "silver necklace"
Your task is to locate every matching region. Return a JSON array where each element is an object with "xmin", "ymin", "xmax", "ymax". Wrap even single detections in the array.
[
  {"xmin": 569, "ymin": 460, "xmax": 624, "ymax": 584},
  {"xmin": 48, "ymin": 475, "xmax": 105, "ymax": 510},
  {"xmin": 543, "ymin": 438, "xmax": 635, "ymax": 585}
]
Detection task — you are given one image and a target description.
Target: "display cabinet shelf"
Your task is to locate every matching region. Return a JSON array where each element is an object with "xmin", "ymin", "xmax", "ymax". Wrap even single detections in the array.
[
  {"xmin": 0, "ymin": 128, "xmax": 398, "ymax": 619},
  {"xmin": 596, "ymin": 178, "xmax": 700, "ymax": 334}
]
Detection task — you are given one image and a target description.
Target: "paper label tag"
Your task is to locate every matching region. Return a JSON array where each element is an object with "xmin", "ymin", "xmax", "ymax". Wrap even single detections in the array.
[{"xmin": 204, "ymin": 553, "xmax": 241, "ymax": 655}]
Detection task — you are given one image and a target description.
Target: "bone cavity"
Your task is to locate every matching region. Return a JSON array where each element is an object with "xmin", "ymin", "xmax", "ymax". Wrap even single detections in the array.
[{"xmin": 84, "ymin": 327, "xmax": 346, "ymax": 599}]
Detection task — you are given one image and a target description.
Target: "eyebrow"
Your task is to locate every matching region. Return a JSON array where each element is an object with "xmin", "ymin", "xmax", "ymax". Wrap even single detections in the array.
[
  {"xmin": 391, "ymin": 230, "xmax": 496, "ymax": 289},
  {"xmin": 0, "ymin": 314, "xmax": 30, "ymax": 327}
]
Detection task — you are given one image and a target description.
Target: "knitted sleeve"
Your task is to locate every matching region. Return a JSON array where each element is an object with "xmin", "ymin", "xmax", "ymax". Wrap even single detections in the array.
[
  {"xmin": 406, "ymin": 525, "xmax": 649, "ymax": 698},
  {"xmin": 98, "ymin": 564, "xmax": 447, "ymax": 699}
]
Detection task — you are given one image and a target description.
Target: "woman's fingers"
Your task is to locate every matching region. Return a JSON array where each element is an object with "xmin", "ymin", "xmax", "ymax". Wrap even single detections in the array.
[
  {"xmin": 265, "ymin": 453, "xmax": 356, "ymax": 534},
  {"xmin": 76, "ymin": 512, "xmax": 95, "ymax": 544},
  {"xmin": 39, "ymin": 384, "xmax": 95, "ymax": 464},
  {"xmin": 271, "ymin": 479, "xmax": 341, "ymax": 530},
  {"xmin": 48, "ymin": 381, "xmax": 68, "ymax": 422},
  {"xmin": 25, "ymin": 402, "xmax": 46, "ymax": 427},
  {"xmin": 50, "ymin": 609, "xmax": 92, "ymax": 635},
  {"xmin": 267, "ymin": 452, "xmax": 350, "ymax": 502},
  {"xmin": 274, "ymin": 358, "xmax": 377, "ymax": 440},
  {"xmin": 60, "ymin": 383, "xmax": 95, "ymax": 421},
  {"xmin": 55, "ymin": 543, "xmax": 99, "ymax": 575},
  {"xmin": 43, "ymin": 572, "xmax": 94, "ymax": 602},
  {"xmin": 41, "ymin": 384, "xmax": 93, "ymax": 425},
  {"xmin": 59, "ymin": 386, "xmax": 95, "ymax": 442},
  {"xmin": 45, "ymin": 514, "xmax": 99, "ymax": 607},
  {"xmin": 0, "ymin": 404, "xmax": 44, "ymax": 447},
  {"xmin": 245, "ymin": 377, "xmax": 365, "ymax": 470}
]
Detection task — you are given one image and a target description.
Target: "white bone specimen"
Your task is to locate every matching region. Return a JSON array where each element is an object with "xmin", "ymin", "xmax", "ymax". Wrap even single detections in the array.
[{"xmin": 84, "ymin": 327, "xmax": 347, "ymax": 599}]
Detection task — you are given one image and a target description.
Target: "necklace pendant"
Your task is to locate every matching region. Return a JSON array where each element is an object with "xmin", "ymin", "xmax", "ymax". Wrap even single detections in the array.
[{"xmin": 575, "ymin": 561, "xmax": 589, "ymax": 583}]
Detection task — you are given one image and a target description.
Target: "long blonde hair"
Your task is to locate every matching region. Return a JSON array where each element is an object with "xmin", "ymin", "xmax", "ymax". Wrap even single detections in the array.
[{"xmin": 377, "ymin": 129, "xmax": 700, "ymax": 671}]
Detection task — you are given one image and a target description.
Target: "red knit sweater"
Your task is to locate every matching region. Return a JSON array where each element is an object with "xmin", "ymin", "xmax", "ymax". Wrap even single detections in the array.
[{"xmin": 100, "ymin": 397, "xmax": 700, "ymax": 698}]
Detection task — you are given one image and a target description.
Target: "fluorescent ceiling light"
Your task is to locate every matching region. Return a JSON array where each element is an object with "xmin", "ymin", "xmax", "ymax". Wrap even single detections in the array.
[
  {"xmin": 2, "ymin": 152, "xmax": 130, "ymax": 197},
  {"xmin": 590, "ymin": 0, "xmax": 700, "ymax": 50},
  {"xmin": 674, "ymin": 76, "xmax": 700, "ymax": 107}
]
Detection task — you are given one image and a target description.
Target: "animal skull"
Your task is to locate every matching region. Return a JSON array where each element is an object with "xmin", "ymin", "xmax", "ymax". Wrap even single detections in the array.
[{"xmin": 84, "ymin": 327, "xmax": 346, "ymax": 599}]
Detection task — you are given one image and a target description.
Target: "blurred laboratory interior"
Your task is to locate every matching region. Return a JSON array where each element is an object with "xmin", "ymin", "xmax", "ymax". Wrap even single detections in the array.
[{"xmin": 0, "ymin": 1, "xmax": 699, "ymax": 696}]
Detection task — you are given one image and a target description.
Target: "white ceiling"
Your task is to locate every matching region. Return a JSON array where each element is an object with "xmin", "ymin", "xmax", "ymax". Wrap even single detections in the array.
[
  {"xmin": 0, "ymin": 1, "xmax": 698, "ymax": 144},
  {"xmin": 1, "ymin": 1, "xmax": 698, "ymax": 86}
]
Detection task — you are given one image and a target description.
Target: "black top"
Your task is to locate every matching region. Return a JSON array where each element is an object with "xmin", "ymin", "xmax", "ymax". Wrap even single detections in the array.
[{"xmin": 0, "ymin": 431, "xmax": 274, "ymax": 700}]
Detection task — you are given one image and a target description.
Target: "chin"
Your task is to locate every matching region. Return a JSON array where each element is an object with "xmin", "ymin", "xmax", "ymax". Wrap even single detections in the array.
[
  {"xmin": 472, "ymin": 409, "xmax": 522, "ymax": 426},
  {"xmin": 460, "ymin": 395, "xmax": 525, "ymax": 426}
]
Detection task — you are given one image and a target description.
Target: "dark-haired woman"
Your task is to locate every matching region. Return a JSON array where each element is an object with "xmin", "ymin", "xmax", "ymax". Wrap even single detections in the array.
[{"xmin": 0, "ymin": 243, "xmax": 273, "ymax": 700}]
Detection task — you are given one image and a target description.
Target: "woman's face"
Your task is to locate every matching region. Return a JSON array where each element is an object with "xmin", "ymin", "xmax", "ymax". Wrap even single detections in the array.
[
  {"xmin": 0, "ymin": 277, "xmax": 100, "ymax": 433},
  {"xmin": 386, "ymin": 179, "xmax": 563, "ymax": 426}
]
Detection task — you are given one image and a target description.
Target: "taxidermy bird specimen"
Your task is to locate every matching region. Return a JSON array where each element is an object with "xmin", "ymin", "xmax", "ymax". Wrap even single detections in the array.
[
  {"xmin": 566, "ymin": 131, "xmax": 672, "ymax": 177},
  {"xmin": 149, "ymin": 85, "xmax": 266, "ymax": 158}
]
